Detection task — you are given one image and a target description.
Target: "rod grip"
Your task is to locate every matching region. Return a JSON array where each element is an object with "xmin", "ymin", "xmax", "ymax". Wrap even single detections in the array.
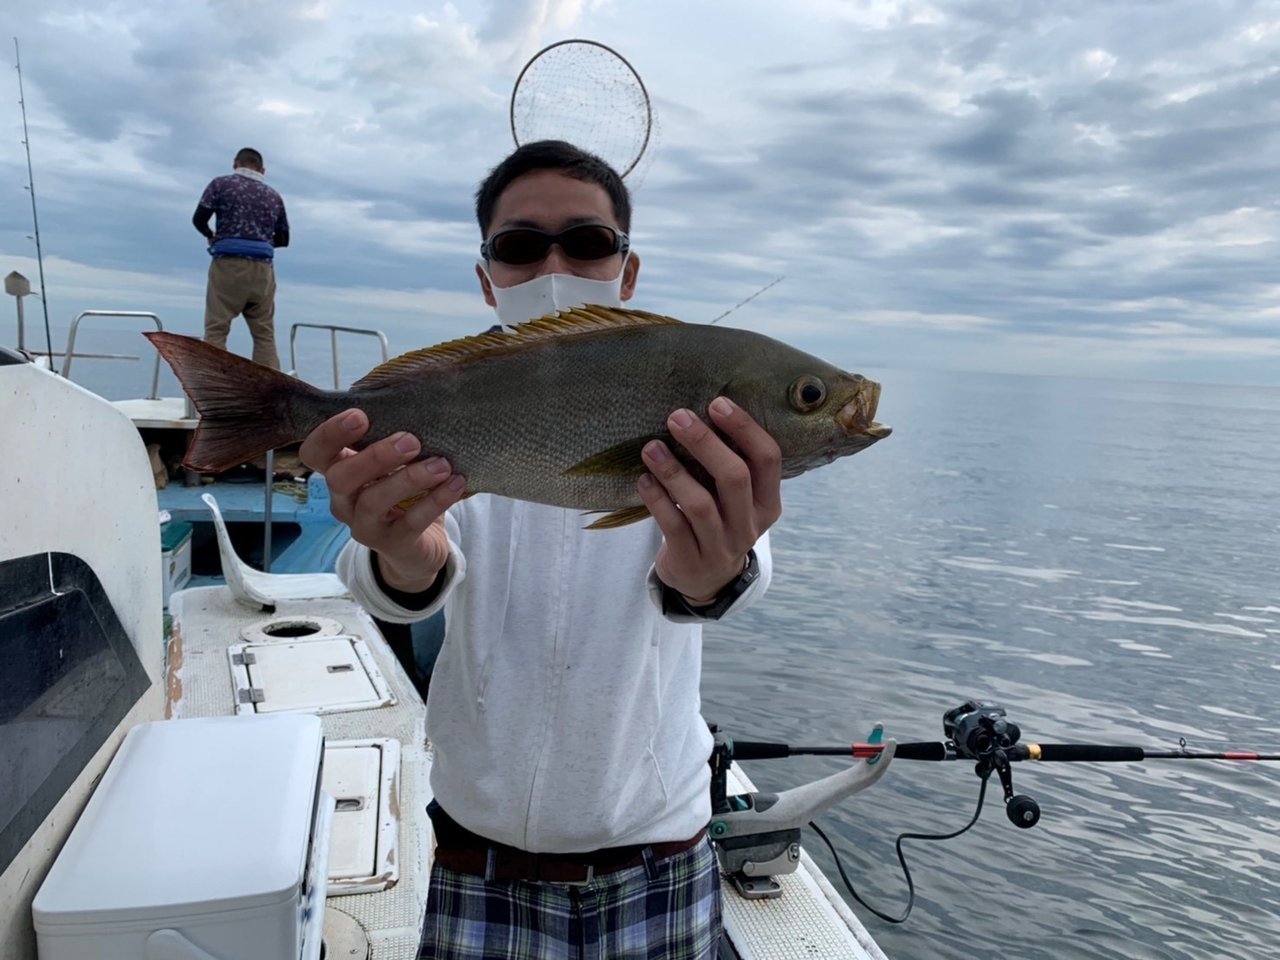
[
  {"xmin": 729, "ymin": 740, "xmax": 791, "ymax": 759},
  {"xmin": 1032, "ymin": 743, "xmax": 1146, "ymax": 762},
  {"xmin": 892, "ymin": 741, "xmax": 950, "ymax": 761}
]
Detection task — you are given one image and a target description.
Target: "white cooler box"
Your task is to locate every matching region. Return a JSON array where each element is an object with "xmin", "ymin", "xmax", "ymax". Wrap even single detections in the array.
[{"xmin": 32, "ymin": 714, "xmax": 334, "ymax": 960}]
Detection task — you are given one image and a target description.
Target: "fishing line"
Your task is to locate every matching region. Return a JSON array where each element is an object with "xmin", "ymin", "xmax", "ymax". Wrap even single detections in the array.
[
  {"xmin": 808, "ymin": 773, "xmax": 990, "ymax": 925},
  {"xmin": 708, "ymin": 276, "xmax": 786, "ymax": 325}
]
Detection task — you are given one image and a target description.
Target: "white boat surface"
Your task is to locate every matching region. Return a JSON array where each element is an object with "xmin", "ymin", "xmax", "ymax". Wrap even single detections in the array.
[{"xmin": 1, "ymin": 330, "xmax": 892, "ymax": 960}]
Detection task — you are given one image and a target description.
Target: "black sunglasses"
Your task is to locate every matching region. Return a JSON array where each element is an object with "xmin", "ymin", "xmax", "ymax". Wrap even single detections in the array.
[{"xmin": 481, "ymin": 224, "xmax": 630, "ymax": 266}]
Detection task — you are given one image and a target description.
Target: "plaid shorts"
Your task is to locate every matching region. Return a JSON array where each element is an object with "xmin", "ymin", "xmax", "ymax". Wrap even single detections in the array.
[{"xmin": 417, "ymin": 837, "xmax": 722, "ymax": 959}]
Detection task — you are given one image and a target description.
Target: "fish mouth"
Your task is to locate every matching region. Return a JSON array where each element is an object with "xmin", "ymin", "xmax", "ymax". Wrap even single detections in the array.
[{"xmin": 836, "ymin": 378, "xmax": 892, "ymax": 440}]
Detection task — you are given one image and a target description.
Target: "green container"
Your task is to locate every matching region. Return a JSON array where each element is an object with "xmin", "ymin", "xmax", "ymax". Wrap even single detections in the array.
[
  {"xmin": 160, "ymin": 521, "xmax": 194, "ymax": 606},
  {"xmin": 160, "ymin": 521, "xmax": 193, "ymax": 553}
]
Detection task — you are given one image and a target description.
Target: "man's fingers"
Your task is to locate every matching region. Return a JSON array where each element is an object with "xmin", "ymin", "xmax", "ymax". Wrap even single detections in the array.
[
  {"xmin": 661, "ymin": 407, "xmax": 754, "ymax": 525},
  {"xmin": 641, "ymin": 437, "xmax": 722, "ymax": 546},
  {"xmin": 324, "ymin": 430, "xmax": 422, "ymax": 499},
  {"xmin": 706, "ymin": 397, "xmax": 782, "ymax": 524},
  {"xmin": 400, "ymin": 472, "xmax": 468, "ymax": 529},
  {"xmin": 299, "ymin": 409, "xmax": 369, "ymax": 473},
  {"xmin": 355, "ymin": 456, "xmax": 457, "ymax": 526},
  {"xmin": 637, "ymin": 470, "xmax": 694, "ymax": 544}
]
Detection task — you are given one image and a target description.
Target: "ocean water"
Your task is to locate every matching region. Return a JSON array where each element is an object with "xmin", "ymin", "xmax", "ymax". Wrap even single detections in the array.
[{"xmin": 701, "ymin": 368, "xmax": 1280, "ymax": 959}]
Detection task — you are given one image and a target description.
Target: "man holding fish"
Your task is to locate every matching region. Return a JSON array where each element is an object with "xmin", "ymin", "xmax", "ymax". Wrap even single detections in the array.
[
  {"xmin": 148, "ymin": 139, "xmax": 888, "ymax": 959},
  {"xmin": 305, "ymin": 140, "xmax": 779, "ymax": 958}
]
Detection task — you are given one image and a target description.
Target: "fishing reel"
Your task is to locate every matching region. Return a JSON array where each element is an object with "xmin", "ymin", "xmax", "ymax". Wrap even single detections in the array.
[
  {"xmin": 943, "ymin": 700, "xmax": 1040, "ymax": 829},
  {"xmin": 943, "ymin": 699, "xmax": 1019, "ymax": 760}
]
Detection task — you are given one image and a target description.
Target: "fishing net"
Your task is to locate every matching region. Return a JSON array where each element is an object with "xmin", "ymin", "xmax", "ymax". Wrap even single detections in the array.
[{"xmin": 510, "ymin": 39, "xmax": 656, "ymax": 182}]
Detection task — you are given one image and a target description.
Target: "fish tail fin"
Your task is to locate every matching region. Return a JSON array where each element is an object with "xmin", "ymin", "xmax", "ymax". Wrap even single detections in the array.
[{"xmin": 144, "ymin": 332, "xmax": 322, "ymax": 473}]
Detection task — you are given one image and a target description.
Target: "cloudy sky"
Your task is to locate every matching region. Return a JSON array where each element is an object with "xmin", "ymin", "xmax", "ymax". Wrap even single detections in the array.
[{"xmin": 4, "ymin": 0, "xmax": 1280, "ymax": 389}]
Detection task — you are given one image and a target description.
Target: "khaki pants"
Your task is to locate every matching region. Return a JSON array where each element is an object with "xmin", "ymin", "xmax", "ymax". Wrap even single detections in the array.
[{"xmin": 204, "ymin": 256, "xmax": 280, "ymax": 369}]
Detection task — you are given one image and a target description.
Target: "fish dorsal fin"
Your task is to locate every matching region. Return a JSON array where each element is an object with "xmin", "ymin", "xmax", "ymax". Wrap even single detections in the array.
[{"xmin": 351, "ymin": 306, "xmax": 682, "ymax": 390}]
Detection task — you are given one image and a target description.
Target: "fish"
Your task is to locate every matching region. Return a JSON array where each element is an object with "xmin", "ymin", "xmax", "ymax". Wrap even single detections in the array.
[{"xmin": 144, "ymin": 306, "xmax": 890, "ymax": 528}]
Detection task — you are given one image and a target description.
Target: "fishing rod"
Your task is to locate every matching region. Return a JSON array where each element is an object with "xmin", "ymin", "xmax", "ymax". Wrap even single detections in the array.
[
  {"xmin": 730, "ymin": 699, "xmax": 1280, "ymax": 829},
  {"xmin": 13, "ymin": 37, "xmax": 54, "ymax": 365},
  {"xmin": 708, "ymin": 699, "xmax": 1280, "ymax": 923}
]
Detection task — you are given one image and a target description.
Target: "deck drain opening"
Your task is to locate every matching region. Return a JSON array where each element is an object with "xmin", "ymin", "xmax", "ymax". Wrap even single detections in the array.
[
  {"xmin": 334, "ymin": 797, "xmax": 367, "ymax": 812},
  {"xmin": 327, "ymin": 663, "xmax": 355, "ymax": 673},
  {"xmin": 240, "ymin": 615, "xmax": 346, "ymax": 643},
  {"xmin": 261, "ymin": 619, "xmax": 326, "ymax": 638}
]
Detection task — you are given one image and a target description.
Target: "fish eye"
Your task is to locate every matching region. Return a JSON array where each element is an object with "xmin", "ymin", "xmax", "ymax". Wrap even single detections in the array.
[{"xmin": 789, "ymin": 376, "xmax": 827, "ymax": 412}]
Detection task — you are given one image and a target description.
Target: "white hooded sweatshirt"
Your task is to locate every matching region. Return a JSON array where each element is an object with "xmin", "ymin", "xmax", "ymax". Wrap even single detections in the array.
[{"xmin": 337, "ymin": 495, "xmax": 771, "ymax": 852}]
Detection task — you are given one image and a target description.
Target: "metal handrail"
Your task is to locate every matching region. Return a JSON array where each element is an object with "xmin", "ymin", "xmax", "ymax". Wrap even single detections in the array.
[
  {"xmin": 288, "ymin": 322, "xmax": 389, "ymax": 388},
  {"xmin": 60, "ymin": 310, "xmax": 162, "ymax": 398}
]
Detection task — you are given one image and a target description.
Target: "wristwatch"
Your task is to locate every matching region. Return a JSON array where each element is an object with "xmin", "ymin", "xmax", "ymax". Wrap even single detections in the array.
[{"xmin": 661, "ymin": 549, "xmax": 760, "ymax": 621}]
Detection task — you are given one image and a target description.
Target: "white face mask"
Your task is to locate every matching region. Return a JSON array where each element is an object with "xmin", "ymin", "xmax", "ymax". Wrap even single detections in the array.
[{"xmin": 480, "ymin": 259, "xmax": 628, "ymax": 327}]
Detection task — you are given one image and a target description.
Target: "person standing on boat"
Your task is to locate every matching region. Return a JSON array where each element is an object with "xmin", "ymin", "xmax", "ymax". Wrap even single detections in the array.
[
  {"xmin": 192, "ymin": 147, "xmax": 289, "ymax": 369},
  {"xmin": 300, "ymin": 140, "xmax": 781, "ymax": 960}
]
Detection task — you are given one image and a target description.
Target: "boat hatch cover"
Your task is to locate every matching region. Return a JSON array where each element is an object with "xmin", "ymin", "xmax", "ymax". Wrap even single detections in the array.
[
  {"xmin": 323, "ymin": 738, "xmax": 401, "ymax": 896},
  {"xmin": 228, "ymin": 636, "xmax": 395, "ymax": 715}
]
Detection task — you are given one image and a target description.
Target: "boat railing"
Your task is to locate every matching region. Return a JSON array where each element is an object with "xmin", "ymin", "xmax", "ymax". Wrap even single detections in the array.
[
  {"xmin": 59, "ymin": 310, "xmax": 161, "ymax": 397},
  {"xmin": 288, "ymin": 322, "xmax": 390, "ymax": 388}
]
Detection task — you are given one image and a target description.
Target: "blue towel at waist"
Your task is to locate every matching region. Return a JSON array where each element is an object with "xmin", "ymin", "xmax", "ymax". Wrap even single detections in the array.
[{"xmin": 209, "ymin": 237, "xmax": 275, "ymax": 261}]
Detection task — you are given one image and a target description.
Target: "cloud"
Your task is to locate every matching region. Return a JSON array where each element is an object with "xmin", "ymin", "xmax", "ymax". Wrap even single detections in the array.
[{"xmin": 4, "ymin": 0, "xmax": 1280, "ymax": 387}]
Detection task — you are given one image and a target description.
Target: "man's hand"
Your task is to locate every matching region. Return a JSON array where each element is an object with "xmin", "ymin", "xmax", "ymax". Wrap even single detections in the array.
[
  {"xmin": 636, "ymin": 397, "xmax": 782, "ymax": 604},
  {"xmin": 299, "ymin": 409, "xmax": 466, "ymax": 593}
]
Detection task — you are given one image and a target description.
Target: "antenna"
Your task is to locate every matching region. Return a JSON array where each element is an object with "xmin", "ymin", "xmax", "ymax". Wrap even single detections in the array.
[
  {"xmin": 708, "ymin": 276, "xmax": 785, "ymax": 326},
  {"xmin": 14, "ymin": 37, "xmax": 54, "ymax": 364}
]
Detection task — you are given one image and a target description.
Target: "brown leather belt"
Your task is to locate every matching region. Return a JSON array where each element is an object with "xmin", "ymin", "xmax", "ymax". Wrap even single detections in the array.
[{"xmin": 432, "ymin": 827, "xmax": 710, "ymax": 885}]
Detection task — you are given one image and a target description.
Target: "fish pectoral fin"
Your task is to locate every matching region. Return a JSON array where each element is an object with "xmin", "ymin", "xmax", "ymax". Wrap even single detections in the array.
[
  {"xmin": 565, "ymin": 435, "xmax": 668, "ymax": 477},
  {"xmin": 395, "ymin": 488, "xmax": 473, "ymax": 510},
  {"xmin": 583, "ymin": 505, "xmax": 653, "ymax": 530}
]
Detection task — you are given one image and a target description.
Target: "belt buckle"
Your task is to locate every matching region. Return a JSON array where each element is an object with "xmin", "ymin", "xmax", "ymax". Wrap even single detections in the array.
[{"xmin": 557, "ymin": 864, "xmax": 595, "ymax": 887}]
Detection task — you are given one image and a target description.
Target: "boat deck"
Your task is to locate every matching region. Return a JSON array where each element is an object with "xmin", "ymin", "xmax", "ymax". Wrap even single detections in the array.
[
  {"xmin": 168, "ymin": 587, "xmax": 432, "ymax": 959},
  {"xmin": 111, "ymin": 396, "xmax": 193, "ymax": 429}
]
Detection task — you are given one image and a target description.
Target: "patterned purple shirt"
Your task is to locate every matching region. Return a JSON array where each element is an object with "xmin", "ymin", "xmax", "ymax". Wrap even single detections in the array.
[{"xmin": 198, "ymin": 171, "xmax": 289, "ymax": 245}]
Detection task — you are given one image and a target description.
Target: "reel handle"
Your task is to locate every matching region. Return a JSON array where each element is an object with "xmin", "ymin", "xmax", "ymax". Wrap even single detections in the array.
[{"xmin": 1006, "ymin": 794, "xmax": 1040, "ymax": 828}]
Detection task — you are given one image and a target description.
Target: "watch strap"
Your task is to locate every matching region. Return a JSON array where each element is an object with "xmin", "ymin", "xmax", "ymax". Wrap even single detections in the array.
[{"xmin": 660, "ymin": 549, "xmax": 760, "ymax": 621}]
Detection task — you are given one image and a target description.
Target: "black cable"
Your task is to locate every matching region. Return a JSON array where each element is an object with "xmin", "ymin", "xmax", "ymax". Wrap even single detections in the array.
[{"xmin": 807, "ymin": 773, "xmax": 990, "ymax": 924}]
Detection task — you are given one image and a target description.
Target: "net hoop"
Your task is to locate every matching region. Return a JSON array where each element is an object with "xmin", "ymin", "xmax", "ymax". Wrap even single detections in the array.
[{"xmin": 509, "ymin": 38, "xmax": 653, "ymax": 178}]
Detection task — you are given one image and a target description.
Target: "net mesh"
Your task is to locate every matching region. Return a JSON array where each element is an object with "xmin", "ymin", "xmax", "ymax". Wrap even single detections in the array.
[{"xmin": 511, "ymin": 39, "xmax": 655, "ymax": 181}]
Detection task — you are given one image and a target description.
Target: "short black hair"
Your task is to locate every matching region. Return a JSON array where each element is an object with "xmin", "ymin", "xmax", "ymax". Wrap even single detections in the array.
[
  {"xmin": 234, "ymin": 147, "xmax": 264, "ymax": 169},
  {"xmin": 474, "ymin": 140, "xmax": 631, "ymax": 237}
]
